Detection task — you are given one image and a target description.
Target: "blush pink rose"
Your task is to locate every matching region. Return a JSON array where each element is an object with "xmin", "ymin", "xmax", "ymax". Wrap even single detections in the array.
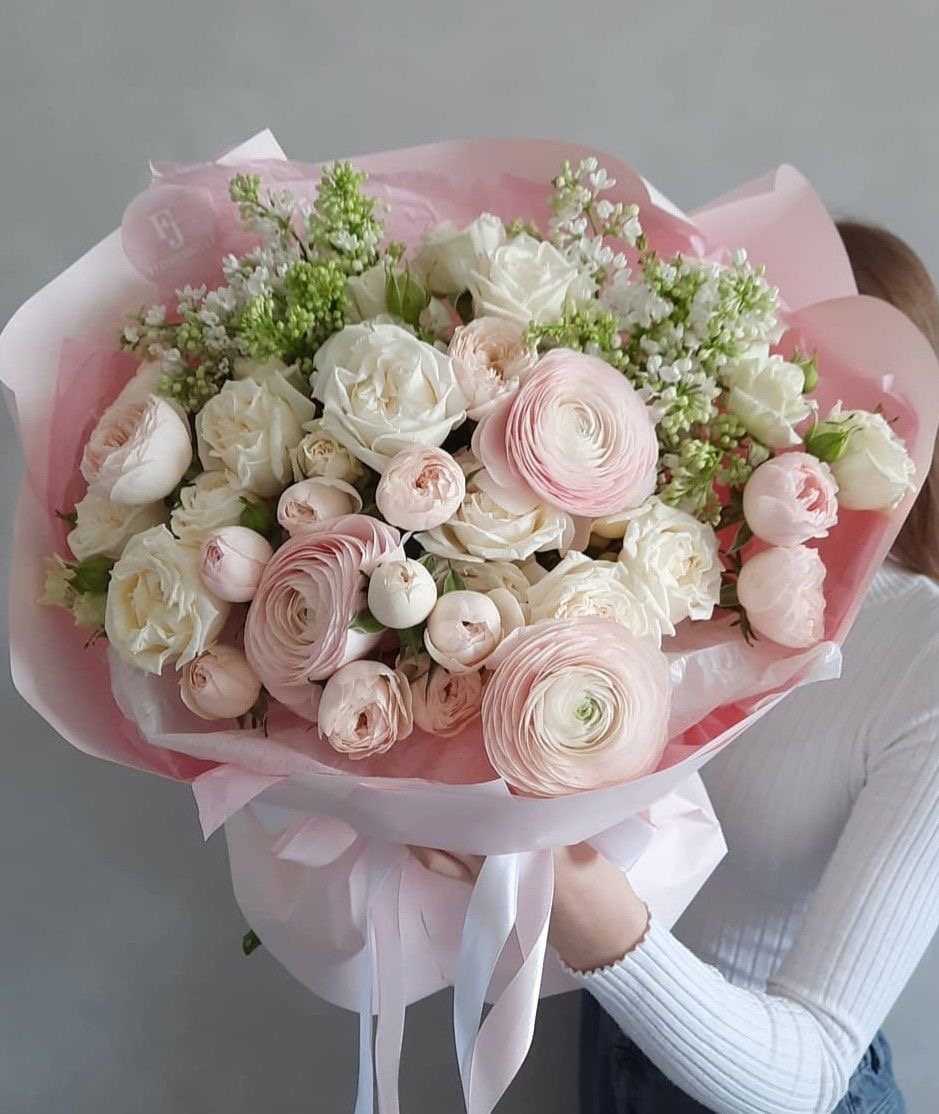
[
  {"xmin": 743, "ymin": 453, "xmax": 839, "ymax": 547},
  {"xmin": 318, "ymin": 659, "xmax": 413, "ymax": 759},
  {"xmin": 736, "ymin": 544, "xmax": 827, "ymax": 649},
  {"xmin": 481, "ymin": 617, "xmax": 671, "ymax": 797},
  {"xmin": 81, "ymin": 393, "xmax": 193, "ymax": 505},
  {"xmin": 199, "ymin": 525, "xmax": 273, "ymax": 602},
  {"xmin": 411, "ymin": 666, "xmax": 483, "ymax": 738},
  {"xmin": 375, "ymin": 447, "xmax": 466, "ymax": 532},
  {"xmin": 277, "ymin": 477, "xmax": 363, "ymax": 536},
  {"xmin": 447, "ymin": 317, "xmax": 535, "ymax": 419},
  {"xmin": 243, "ymin": 515, "xmax": 402, "ymax": 700},
  {"xmin": 179, "ymin": 644, "xmax": 262, "ymax": 720},
  {"xmin": 424, "ymin": 590, "xmax": 503, "ymax": 674},
  {"xmin": 472, "ymin": 349, "xmax": 658, "ymax": 518}
]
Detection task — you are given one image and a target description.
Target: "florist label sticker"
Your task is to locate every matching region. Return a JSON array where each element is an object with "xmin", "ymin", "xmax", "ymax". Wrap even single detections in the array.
[{"xmin": 122, "ymin": 184, "xmax": 219, "ymax": 290}]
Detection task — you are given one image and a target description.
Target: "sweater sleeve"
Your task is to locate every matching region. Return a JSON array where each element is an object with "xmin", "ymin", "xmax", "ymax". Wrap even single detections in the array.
[{"xmin": 572, "ymin": 642, "xmax": 939, "ymax": 1114}]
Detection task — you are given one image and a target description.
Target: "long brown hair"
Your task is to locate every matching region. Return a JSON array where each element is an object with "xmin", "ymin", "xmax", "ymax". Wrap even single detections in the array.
[{"xmin": 837, "ymin": 220, "xmax": 939, "ymax": 582}]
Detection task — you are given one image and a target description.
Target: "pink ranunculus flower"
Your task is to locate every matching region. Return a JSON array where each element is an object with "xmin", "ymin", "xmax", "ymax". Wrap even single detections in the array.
[
  {"xmin": 482, "ymin": 617, "xmax": 671, "ymax": 797},
  {"xmin": 736, "ymin": 545, "xmax": 827, "ymax": 649},
  {"xmin": 318, "ymin": 660, "xmax": 413, "ymax": 759},
  {"xmin": 411, "ymin": 666, "xmax": 484, "ymax": 738},
  {"xmin": 447, "ymin": 317, "xmax": 535, "ymax": 420},
  {"xmin": 424, "ymin": 589, "xmax": 503, "ymax": 674},
  {"xmin": 199, "ymin": 525, "xmax": 274, "ymax": 603},
  {"xmin": 81, "ymin": 392, "xmax": 193, "ymax": 505},
  {"xmin": 179, "ymin": 644, "xmax": 262, "ymax": 720},
  {"xmin": 375, "ymin": 447, "xmax": 466, "ymax": 532},
  {"xmin": 472, "ymin": 349, "xmax": 658, "ymax": 518},
  {"xmin": 244, "ymin": 515, "xmax": 402, "ymax": 698},
  {"xmin": 277, "ymin": 477, "xmax": 363, "ymax": 536},
  {"xmin": 743, "ymin": 453, "xmax": 839, "ymax": 547}
]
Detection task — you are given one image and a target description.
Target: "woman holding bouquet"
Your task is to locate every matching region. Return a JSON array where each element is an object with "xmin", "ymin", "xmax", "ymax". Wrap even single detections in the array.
[{"xmin": 416, "ymin": 222, "xmax": 939, "ymax": 1113}]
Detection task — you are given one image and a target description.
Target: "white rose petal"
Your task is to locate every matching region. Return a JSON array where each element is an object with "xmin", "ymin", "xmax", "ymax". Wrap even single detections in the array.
[
  {"xmin": 527, "ymin": 552, "xmax": 668, "ymax": 645},
  {"xmin": 468, "ymin": 233, "xmax": 593, "ymax": 326},
  {"xmin": 196, "ymin": 375, "xmax": 314, "ymax": 497},
  {"xmin": 412, "ymin": 214, "xmax": 506, "ymax": 298},
  {"xmin": 346, "ymin": 263, "xmax": 389, "ymax": 321},
  {"xmin": 827, "ymin": 402, "xmax": 916, "ymax": 510},
  {"xmin": 312, "ymin": 321, "xmax": 466, "ymax": 473},
  {"xmin": 616, "ymin": 497, "xmax": 722, "ymax": 627},
  {"xmin": 105, "ymin": 525, "xmax": 230, "ymax": 674},
  {"xmin": 416, "ymin": 469, "xmax": 573, "ymax": 563},
  {"xmin": 170, "ymin": 471, "xmax": 254, "ymax": 545},
  {"xmin": 68, "ymin": 491, "xmax": 167, "ymax": 562},
  {"xmin": 720, "ymin": 344, "xmax": 813, "ymax": 449}
]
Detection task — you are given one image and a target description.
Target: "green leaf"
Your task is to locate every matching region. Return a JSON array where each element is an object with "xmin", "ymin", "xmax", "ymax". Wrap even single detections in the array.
[
  {"xmin": 727, "ymin": 523, "xmax": 753, "ymax": 554},
  {"xmin": 242, "ymin": 929, "xmax": 263, "ymax": 956},
  {"xmin": 240, "ymin": 497, "xmax": 277, "ymax": 538},
  {"xmin": 805, "ymin": 419, "xmax": 853, "ymax": 463},
  {"xmin": 55, "ymin": 508, "xmax": 78, "ymax": 529},
  {"xmin": 442, "ymin": 569, "xmax": 465, "ymax": 594},
  {"xmin": 417, "ymin": 553, "xmax": 438, "ymax": 574},
  {"xmin": 349, "ymin": 609, "xmax": 387, "ymax": 634},
  {"xmin": 385, "ymin": 269, "xmax": 430, "ymax": 328},
  {"xmin": 398, "ymin": 624, "xmax": 425, "ymax": 657},
  {"xmin": 70, "ymin": 554, "xmax": 115, "ymax": 595}
]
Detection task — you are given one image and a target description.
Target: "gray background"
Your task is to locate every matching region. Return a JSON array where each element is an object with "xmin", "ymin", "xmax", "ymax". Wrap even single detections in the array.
[{"xmin": 1, "ymin": 1, "xmax": 936, "ymax": 1110}]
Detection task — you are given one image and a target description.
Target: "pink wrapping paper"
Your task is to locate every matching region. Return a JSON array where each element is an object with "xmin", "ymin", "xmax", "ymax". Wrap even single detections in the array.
[{"xmin": 4, "ymin": 131, "xmax": 938, "ymax": 1113}]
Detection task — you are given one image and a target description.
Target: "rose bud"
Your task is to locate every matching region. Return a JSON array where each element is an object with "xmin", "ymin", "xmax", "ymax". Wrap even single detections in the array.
[
  {"xmin": 424, "ymin": 589, "xmax": 502, "ymax": 673},
  {"xmin": 277, "ymin": 478, "xmax": 363, "ymax": 536},
  {"xmin": 199, "ymin": 525, "xmax": 274, "ymax": 603},
  {"xmin": 376, "ymin": 446, "xmax": 466, "ymax": 532},
  {"xmin": 179, "ymin": 645, "xmax": 262, "ymax": 720},
  {"xmin": 81, "ymin": 392, "xmax": 193, "ymax": 505},
  {"xmin": 736, "ymin": 545, "xmax": 827, "ymax": 649},
  {"xmin": 411, "ymin": 665, "xmax": 484, "ymax": 738},
  {"xmin": 743, "ymin": 453, "xmax": 839, "ymax": 547},
  {"xmin": 318, "ymin": 659, "xmax": 413, "ymax": 759},
  {"xmin": 367, "ymin": 559, "xmax": 438, "ymax": 629}
]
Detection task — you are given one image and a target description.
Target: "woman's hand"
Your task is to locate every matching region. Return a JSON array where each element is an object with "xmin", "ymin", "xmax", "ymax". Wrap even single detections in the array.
[{"xmin": 409, "ymin": 844, "xmax": 650, "ymax": 973}]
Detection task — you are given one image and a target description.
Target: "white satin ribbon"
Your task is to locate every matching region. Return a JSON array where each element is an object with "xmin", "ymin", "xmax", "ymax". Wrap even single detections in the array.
[{"xmin": 453, "ymin": 850, "xmax": 555, "ymax": 1114}]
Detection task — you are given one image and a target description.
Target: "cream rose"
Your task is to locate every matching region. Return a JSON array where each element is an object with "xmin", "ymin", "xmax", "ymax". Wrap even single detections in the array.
[
  {"xmin": 367, "ymin": 559, "xmax": 438, "ymax": 629},
  {"xmin": 376, "ymin": 447, "xmax": 466, "ymax": 531},
  {"xmin": 616, "ymin": 497, "xmax": 721, "ymax": 628},
  {"xmin": 468, "ymin": 232, "xmax": 592, "ymax": 326},
  {"xmin": 196, "ymin": 375, "xmax": 315, "ymax": 496},
  {"xmin": 825, "ymin": 403, "xmax": 916, "ymax": 510},
  {"xmin": 448, "ymin": 317, "xmax": 535, "ymax": 419},
  {"xmin": 170, "ymin": 471, "xmax": 254, "ymax": 545},
  {"xmin": 412, "ymin": 213, "xmax": 506, "ymax": 297},
  {"xmin": 720, "ymin": 345, "xmax": 813, "ymax": 448},
  {"xmin": 318, "ymin": 660, "xmax": 413, "ymax": 759},
  {"xmin": 291, "ymin": 420, "xmax": 366, "ymax": 485},
  {"xmin": 346, "ymin": 263, "xmax": 389, "ymax": 321},
  {"xmin": 411, "ymin": 666, "xmax": 484, "ymax": 738},
  {"xmin": 527, "ymin": 552, "xmax": 669, "ymax": 645},
  {"xmin": 81, "ymin": 392, "xmax": 193, "ymax": 505},
  {"xmin": 416, "ymin": 469, "xmax": 573, "ymax": 563},
  {"xmin": 105, "ymin": 525, "xmax": 230, "ymax": 674},
  {"xmin": 424, "ymin": 590, "xmax": 503, "ymax": 673},
  {"xmin": 312, "ymin": 321, "xmax": 467, "ymax": 473},
  {"xmin": 67, "ymin": 491, "xmax": 167, "ymax": 562}
]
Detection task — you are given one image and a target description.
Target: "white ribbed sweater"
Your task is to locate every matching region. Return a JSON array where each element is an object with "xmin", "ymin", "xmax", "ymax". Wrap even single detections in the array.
[{"xmin": 576, "ymin": 562, "xmax": 939, "ymax": 1113}]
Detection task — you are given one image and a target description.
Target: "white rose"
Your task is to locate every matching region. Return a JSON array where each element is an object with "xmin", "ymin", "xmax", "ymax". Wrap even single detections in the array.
[
  {"xmin": 367, "ymin": 559, "xmax": 438, "ymax": 629},
  {"xmin": 468, "ymin": 233, "xmax": 592, "ymax": 326},
  {"xmin": 312, "ymin": 321, "xmax": 466, "ymax": 473},
  {"xmin": 196, "ymin": 375, "xmax": 314, "ymax": 497},
  {"xmin": 67, "ymin": 491, "xmax": 167, "ymax": 562},
  {"xmin": 527, "ymin": 552, "xmax": 669, "ymax": 645},
  {"xmin": 826, "ymin": 403, "xmax": 916, "ymax": 510},
  {"xmin": 81, "ymin": 392, "xmax": 193, "ymax": 505},
  {"xmin": 232, "ymin": 355, "xmax": 291, "ymax": 384},
  {"xmin": 416, "ymin": 469, "xmax": 573, "ymax": 562},
  {"xmin": 445, "ymin": 558, "xmax": 535, "ymax": 608},
  {"xmin": 617, "ymin": 497, "xmax": 721, "ymax": 627},
  {"xmin": 105, "ymin": 525, "xmax": 230, "ymax": 674},
  {"xmin": 291, "ymin": 419, "xmax": 366, "ymax": 485},
  {"xmin": 346, "ymin": 263, "xmax": 389, "ymax": 321},
  {"xmin": 170, "ymin": 471, "xmax": 253, "ymax": 545},
  {"xmin": 720, "ymin": 344, "xmax": 813, "ymax": 448},
  {"xmin": 412, "ymin": 214, "xmax": 506, "ymax": 297}
]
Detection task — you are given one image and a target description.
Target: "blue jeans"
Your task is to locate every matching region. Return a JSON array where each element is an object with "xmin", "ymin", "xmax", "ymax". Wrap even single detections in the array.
[{"xmin": 579, "ymin": 993, "xmax": 905, "ymax": 1113}]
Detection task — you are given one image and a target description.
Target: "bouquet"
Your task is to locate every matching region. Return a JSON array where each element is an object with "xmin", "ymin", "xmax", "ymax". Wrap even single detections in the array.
[{"xmin": 4, "ymin": 131, "xmax": 937, "ymax": 1114}]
